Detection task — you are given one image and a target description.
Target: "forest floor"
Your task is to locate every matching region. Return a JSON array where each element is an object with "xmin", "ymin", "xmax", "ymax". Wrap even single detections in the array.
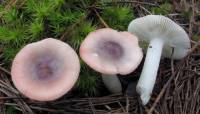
[{"xmin": 0, "ymin": 0, "xmax": 199, "ymax": 114}]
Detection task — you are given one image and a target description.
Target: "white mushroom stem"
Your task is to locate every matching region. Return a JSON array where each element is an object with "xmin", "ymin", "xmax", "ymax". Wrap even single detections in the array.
[
  {"xmin": 136, "ymin": 38, "xmax": 164, "ymax": 105},
  {"xmin": 102, "ymin": 74, "xmax": 122, "ymax": 94}
]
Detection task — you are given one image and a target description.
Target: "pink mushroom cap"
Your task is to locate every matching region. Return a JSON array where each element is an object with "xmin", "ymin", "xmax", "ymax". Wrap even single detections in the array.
[
  {"xmin": 11, "ymin": 38, "xmax": 80, "ymax": 101},
  {"xmin": 80, "ymin": 28, "xmax": 143, "ymax": 75}
]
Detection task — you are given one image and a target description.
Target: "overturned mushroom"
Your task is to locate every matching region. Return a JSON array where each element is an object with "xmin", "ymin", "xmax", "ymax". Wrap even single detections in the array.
[
  {"xmin": 11, "ymin": 38, "xmax": 80, "ymax": 101},
  {"xmin": 128, "ymin": 15, "xmax": 191, "ymax": 105},
  {"xmin": 80, "ymin": 28, "xmax": 143, "ymax": 94}
]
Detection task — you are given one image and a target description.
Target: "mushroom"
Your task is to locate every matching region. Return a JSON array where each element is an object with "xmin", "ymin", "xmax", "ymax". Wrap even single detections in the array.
[
  {"xmin": 128, "ymin": 15, "xmax": 191, "ymax": 105},
  {"xmin": 11, "ymin": 38, "xmax": 80, "ymax": 101},
  {"xmin": 80, "ymin": 28, "xmax": 143, "ymax": 94}
]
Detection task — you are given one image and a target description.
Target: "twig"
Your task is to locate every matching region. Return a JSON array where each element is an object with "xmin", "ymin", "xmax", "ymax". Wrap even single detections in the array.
[
  {"xmin": 89, "ymin": 99, "xmax": 96, "ymax": 114},
  {"xmin": 5, "ymin": 0, "xmax": 17, "ymax": 10},
  {"xmin": 5, "ymin": 103, "xmax": 69, "ymax": 114},
  {"xmin": 104, "ymin": 105, "xmax": 112, "ymax": 110},
  {"xmin": 17, "ymin": 0, "xmax": 27, "ymax": 9},
  {"xmin": 188, "ymin": 41, "xmax": 200, "ymax": 55},
  {"xmin": 125, "ymin": 96, "xmax": 130, "ymax": 113},
  {"xmin": 93, "ymin": 8, "xmax": 110, "ymax": 28},
  {"xmin": 117, "ymin": 101, "xmax": 126, "ymax": 112},
  {"xmin": 0, "ymin": 96, "xmax": 26, "ymax": 100},
  {"xmin": 105, "ymin": 1, "xmax": 158, "ymax": 6},
  {"xmin": 0, "ymin": 66, "xmax": 11, "ymax": 75},
  {"xmin": 30, "ymin": 106, "xmax": 67, "ymax": 113},
  {"xmin": 80, "ymin": 0, "xmax": 87, "ymax": 9},
  {"xmin": 139, "ymin": 5, "xmax": 152, "ymax": 15},
  {"xmin": 171, "ymin": 48, "xmax": 175, "ymax": 74},
  {"xmin": 188, "ymin": 0, "xmax": 195, "ymax": 37}
]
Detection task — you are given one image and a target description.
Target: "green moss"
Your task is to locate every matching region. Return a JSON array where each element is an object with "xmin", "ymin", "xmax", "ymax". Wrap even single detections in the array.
[
  {"xmin": 49, "ymin": 10, "xmax": 85, "ymax": 37},
  {"xmin": 2, "ymin": 46, "xmax": 21, "ymax": 64},
  {"xmin": 53, "ymin": 0, "xmax": 65, "ymax": 8},
  {"xmin": 83, "ymin": 0, "xmax": 96, "ymax": 6},
  {"xmin": 192, "ymin": 35, "xmax": 200, "ymax": 41},
  {"xmin": 28, "ymin": 20, "xmax": 44, "ymax": 38},
  {"xmin": 6, "ymin": 106, "xmax": 17, "ymax": 114},
  {"xmin": 0, "ymin": 26, "xmax": 11, "ymax": 41},
  {"xmin": 25, "ymin": 0, "xmax": 54, "ymax": 20},
  {"xmin": 151, "ymin": 3, "xmax": 173, "ymax": 15},
  {"xmin": 0, "ymin": 26, "xmax": 26, "ymax": 46},
  {"xmin": 0, "ymin": 5, "xmax": 4, "ymax": 12},
  {"xmin": 75, "ymin": 62, "xmax": 101, "ymax": 96},
  {"xmin": 49, "ymin": 10, "xmax": 76, "ymax": 25},
  {"xmin": 0, "ymin": 0, "xmax": 85, "ymax": 62},
  {"xmin": 70, "ymin": 21, "xmax": 96, "ymax": 49},
  {"xmin": 102, "ymin": 6, "xmax": 134, "ymax": 30},
  {"xmin": 181, "ymin": 10, "xmax": 192, "ymax": 20},
  {"xmin": 3, "ymin": 8, "xmax": 18, "ymax": 23},
  {"xmin": 50, "ymin": 24, "xmax": 65, "ymax": 37}
]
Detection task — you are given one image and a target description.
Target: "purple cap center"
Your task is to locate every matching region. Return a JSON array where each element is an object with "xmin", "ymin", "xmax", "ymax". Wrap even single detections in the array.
[
  {"xmin": 99, "ymin": 41, "xmax": 123, "ymax": 59},
  {"xmin": 33, "ymin": 56, "xmax": 59, "ymax": 81}
]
